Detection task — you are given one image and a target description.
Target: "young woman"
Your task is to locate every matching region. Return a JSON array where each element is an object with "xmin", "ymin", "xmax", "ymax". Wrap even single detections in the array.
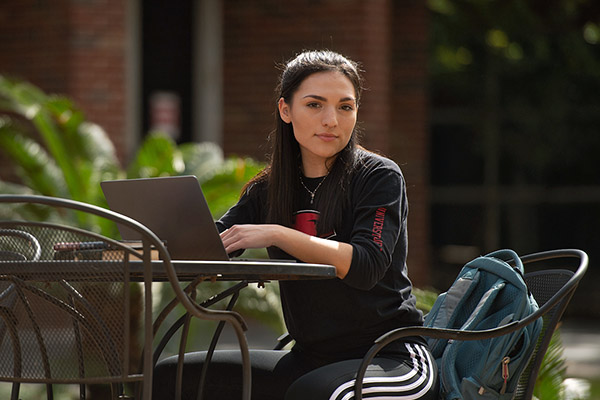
[{"xmin": 153, "ymin": 50, "xmax": 438, "ymax": 400}]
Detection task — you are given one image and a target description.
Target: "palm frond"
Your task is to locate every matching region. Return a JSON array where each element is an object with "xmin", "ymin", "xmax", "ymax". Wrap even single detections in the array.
[
  {"xmin": 534, "ymin": 328, "xmax": 567, "ymax": 400},
  {"xmin": 126, "ymin": 132, "xmax": 183, "ymax": 178},
  {"xmin": 0, "ymin": 121, "xmax": 67, "ymax": 197}
]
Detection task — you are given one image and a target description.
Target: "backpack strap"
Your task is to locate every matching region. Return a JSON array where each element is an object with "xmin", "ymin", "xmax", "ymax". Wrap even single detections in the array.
[
  {"xmin": 465, "ymin": 252, "xmax": 527, "ymax": 291},
  {"xmin": 425, "ymin": 268, "xmax": 481, "ymax": 355},
  {"xmin": 485, "ymin": 249, "xmax": 524, "ymax": 274},
  {"xmin": 431, "ymin": 268, "xmax": 480, "ymax": 328},
  {"xmin": 460, "ymin": 279, "xmax": 506, "ymax": 330}
]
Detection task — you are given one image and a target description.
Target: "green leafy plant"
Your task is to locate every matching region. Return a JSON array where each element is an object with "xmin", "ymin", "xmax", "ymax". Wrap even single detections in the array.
[
  {"xmin": 0, "ymin": 75, "xmax": 120, "ymax": 231},
  {"xmin": 535, "ymin": 327, "xmax": 568, "ymax": 400},
  {"xmin": 0, "ymin": 75, "xmax": 263, "ymax": 233}
]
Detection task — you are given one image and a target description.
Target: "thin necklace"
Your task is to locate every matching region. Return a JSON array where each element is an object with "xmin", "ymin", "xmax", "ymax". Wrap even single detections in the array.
[{"xmin": 299, "ymin": 174, "xmax": 328, "ymax": 204}]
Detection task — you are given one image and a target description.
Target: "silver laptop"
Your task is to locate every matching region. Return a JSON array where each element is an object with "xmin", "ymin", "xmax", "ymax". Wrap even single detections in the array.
[{"xmin": 100, "ymin": 175, "xmax": 229, "ymax": 260}]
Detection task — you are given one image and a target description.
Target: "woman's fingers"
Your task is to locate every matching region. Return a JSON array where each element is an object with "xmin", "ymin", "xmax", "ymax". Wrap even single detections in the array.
[{"xmin": 220, "ymin": 224, "xmax": 275, "ymax": 253}]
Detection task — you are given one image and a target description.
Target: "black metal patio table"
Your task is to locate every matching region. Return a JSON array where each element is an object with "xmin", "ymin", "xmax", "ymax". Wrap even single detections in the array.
[{"xmin": 1, "ymin": 256, "xmax": 336, "ymax": 399}]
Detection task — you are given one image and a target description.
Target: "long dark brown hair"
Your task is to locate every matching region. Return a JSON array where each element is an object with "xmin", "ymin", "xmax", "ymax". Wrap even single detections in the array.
[{"xmin": 246, "ymin": 50, "xmax": 365, "ymax": 235}]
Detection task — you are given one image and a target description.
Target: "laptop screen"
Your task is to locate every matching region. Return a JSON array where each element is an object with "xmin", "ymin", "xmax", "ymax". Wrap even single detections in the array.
[{"xmin": 100, "ymin": 175, "xmax": 229, "ymax": 261}]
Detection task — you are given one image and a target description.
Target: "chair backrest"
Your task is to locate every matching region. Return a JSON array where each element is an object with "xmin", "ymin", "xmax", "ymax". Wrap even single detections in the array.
[
  {"xmin": 352, "ymin": 249, "xmax": 588, "ymax": 400},
  {"xmin": 0, "ymin": 228, "xmax": 42, "ymax": 261},
  {"xmin": 0, "ymin": 194, "xmax": 252, "ymax": 400},
  {"xmin": 513, "ymin": 251, "xmax": 585, "ymax": 400},
  {"xmin": 425, "ymin": 249, "xmax": 544, "ymax": 399},
  {"xmin": 0, "ymin": 196, "xmax": 165, "ymax": 399}
]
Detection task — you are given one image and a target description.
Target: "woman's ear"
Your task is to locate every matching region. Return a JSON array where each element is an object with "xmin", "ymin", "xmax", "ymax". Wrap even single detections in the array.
[{"xmin": 278, "ymin": 97, "xmax": 292, "ymax": 123}]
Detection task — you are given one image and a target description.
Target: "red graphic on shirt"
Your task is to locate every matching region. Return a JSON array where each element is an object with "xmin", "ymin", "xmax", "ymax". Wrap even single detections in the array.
[
  {"xmin": 293, "ymin": 210, "xmax": 319, "ymax": 236},
  {"xmin": 293, "ymin": 210, "xmax": 336, "ymax": 238}
]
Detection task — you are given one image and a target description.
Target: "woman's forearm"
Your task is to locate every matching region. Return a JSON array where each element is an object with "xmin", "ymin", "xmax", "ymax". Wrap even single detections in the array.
[
  {"xmin": 270, "ymin": 225, "xmax": 353, "ymax": 279},
  {"xmin": 220, "ymin": 224, "xmax": 352, "ymax": 278}
]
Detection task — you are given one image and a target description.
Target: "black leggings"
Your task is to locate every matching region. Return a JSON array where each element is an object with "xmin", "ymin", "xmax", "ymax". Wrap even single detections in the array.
[{"xmin": 152, "ymin": 342, "xmax": 439, "ymax": 400}]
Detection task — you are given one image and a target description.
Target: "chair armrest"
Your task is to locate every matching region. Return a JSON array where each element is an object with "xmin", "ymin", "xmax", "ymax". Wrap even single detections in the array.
[{"xmin": 353, "ymin": 322, "xmax": 526, "ymax": 400}]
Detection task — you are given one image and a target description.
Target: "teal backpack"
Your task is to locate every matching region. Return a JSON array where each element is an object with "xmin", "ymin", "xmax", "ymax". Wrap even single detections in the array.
[{"xmin": 424, "ymin": 249, "xmax": 543, "ymax": 399}]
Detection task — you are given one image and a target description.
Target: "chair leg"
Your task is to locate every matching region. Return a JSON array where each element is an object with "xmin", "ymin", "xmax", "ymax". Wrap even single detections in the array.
[
  {"xmin": 10, "ymin": 382, "xmax": 19, "ymax": 400},
  {"xmin": 46, "ymin": 383, "xmax": 54, "ymax": 400},
  {"xmin": 196, "ymin": 291, "xmax": 242, "ymax": 400}
]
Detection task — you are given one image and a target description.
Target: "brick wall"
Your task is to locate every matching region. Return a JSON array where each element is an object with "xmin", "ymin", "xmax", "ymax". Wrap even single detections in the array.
[
  {"xmin": 222, "ymin": 0, "xmax": 391, "ymax": 158},
  {"xmin": 0, "ymin": 0, "xmax": 128, "ymax": 165},
  {"xmin": 66, "ymin": 0, "xmax": 128, "ymax": 160},
  {"xmin": 0, "ymin": 0, "xmax": 70, "ymax": 94},
  {"xmin": 389, "ymin": 1, "xmax": 431, "ymax": 286}
]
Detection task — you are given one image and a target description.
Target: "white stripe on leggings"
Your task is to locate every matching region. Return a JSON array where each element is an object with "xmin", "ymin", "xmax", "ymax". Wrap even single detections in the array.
[{"xmin": 328, "ymin": 343, "xmax": 435, "ymax": 400}]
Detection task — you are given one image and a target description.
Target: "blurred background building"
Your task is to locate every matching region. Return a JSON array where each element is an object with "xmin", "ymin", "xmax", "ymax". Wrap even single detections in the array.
[{"xmin": 0, "ymin": 0, "xmax": 598, "ymax": 319}]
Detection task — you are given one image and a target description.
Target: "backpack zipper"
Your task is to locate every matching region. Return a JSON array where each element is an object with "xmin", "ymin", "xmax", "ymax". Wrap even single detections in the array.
[
  {"xmin": 500, "ymin": 356, "xmax": 511, "ymax": 394},
  {"xmin": 477, "ymin": 356, "xmax": 512, "ymax": 395}
]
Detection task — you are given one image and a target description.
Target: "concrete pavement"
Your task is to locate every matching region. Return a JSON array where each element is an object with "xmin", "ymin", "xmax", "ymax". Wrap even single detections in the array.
[{"xmin": 562, "ymin": 320, "xmax": 600, "ymax": 380}]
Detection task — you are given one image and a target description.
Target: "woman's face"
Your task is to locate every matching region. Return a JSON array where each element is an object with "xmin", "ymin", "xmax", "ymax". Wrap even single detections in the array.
[{"xmin": 278, "ymin": 71, "xmax": 358, "ymax": 177}]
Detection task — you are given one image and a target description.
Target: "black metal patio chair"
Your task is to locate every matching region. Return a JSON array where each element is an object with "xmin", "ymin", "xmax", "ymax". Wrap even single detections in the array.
[
  {"xmin": 0, "ymin": 194, "xmax": 251, "ymax": 400},
  {"xmin": 354, "ymin": 249, "xmax": 588, "ymax": 400}
]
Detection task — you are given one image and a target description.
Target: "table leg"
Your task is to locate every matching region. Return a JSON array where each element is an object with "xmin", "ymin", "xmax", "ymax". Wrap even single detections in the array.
[{"xmin": 195, "ymin": 288, "xmax": 242, "ymax": 400}]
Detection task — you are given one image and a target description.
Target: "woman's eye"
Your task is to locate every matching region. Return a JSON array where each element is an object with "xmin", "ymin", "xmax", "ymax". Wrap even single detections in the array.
[
  {"xmin": 340, "ymin": 104, "xmax": 354, "ymax": 111},
  {"xmin": 307, "ymin": 102, "xmax": 321, "ymax": 108}
]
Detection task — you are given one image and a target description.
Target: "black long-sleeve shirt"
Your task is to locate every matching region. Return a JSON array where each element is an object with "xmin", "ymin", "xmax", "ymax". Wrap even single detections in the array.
[{"xmin": 216, "ymin": 149, "xmax": 423, "ymax": 360}]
